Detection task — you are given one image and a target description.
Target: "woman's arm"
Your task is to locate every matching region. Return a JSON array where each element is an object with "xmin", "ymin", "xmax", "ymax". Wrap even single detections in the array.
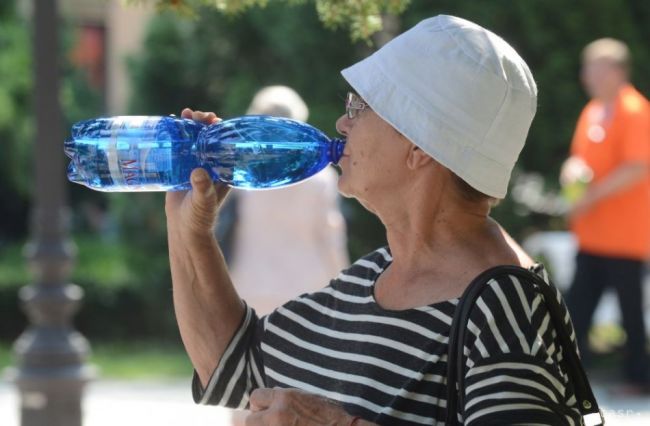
[{"xmin": 167, "ymin": 109, "xmax": 245, "ymax": 388}]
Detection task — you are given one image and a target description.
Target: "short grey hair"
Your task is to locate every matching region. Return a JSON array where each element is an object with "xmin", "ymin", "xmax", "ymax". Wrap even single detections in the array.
[
  {"xmin": 582, "ymin": 38, "xmax": 630, "ymax": 70},
  {"xmin": 246, "ymin": 85, "xmax": 309, "ymax": 121}
]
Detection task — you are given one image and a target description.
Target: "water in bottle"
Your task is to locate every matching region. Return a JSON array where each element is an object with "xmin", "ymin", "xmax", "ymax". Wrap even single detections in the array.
[{"xmin": 64, "ymin": 115, "xmax": 345, "ymax": 192}]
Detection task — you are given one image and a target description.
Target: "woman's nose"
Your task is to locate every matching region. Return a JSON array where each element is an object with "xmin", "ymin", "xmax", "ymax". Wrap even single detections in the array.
[{"xmin": 335, "ymin": 114, "xmax": 351, "ymax": 137}]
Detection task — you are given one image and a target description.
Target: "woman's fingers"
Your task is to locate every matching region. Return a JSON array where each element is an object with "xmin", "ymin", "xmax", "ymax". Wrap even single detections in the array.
[
  {"xmin": 180, "ymin": 108, "xmax": 220, "ymax": 125},
  {"xmin": 190, "ymin": 168, "xmax": 215, "ymax": 198},
  {"xmin": 244, "ymin": 411, "xmax": 264, "ymax": 426},
  {"xmin": 198, "ymin": 111, "xmax": 219, "ymax": 124},
  {"xmin": 245, "ymin": 388, "xmax": 354, "ymax": 425},
  {"xmin": 249, "ymin": 388, "xmax": 275, "ymax": 412}
]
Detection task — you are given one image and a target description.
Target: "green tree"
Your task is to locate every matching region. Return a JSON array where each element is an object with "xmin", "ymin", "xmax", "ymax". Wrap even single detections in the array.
[
  {"xmin": 0, "ymin": 3, "xmax": 33, "ymax": 240},
  {"xmin": 0, "ymin": 1, "xmax": 107, "ymax": 242},
  {"xmin": 132, "ymin": 0, "xmax": 411, "ymax": 42}
]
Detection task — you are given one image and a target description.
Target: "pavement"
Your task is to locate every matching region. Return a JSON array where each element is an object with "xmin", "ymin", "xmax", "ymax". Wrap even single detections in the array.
[
  {"xmin": 589, "ymin": 381, "xmax": 650, "ymax": 426},
  {"xmin": 2, "ymin": 377, "xmax": 650, "ymax": 426},
  {"xmin": 0, "ymin": 378, "xmax": 235, "ymax": 426}
]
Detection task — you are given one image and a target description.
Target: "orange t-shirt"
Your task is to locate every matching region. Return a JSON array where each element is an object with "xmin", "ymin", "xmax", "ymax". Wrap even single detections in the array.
[{"xmin": 570, "ymin": 84, "xmax": 650, "ymax": 260}]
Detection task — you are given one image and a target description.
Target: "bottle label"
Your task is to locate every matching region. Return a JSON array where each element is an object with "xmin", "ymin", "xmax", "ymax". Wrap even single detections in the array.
[{"xmin": 105, "ymin": 116, "xmax": 161, "ymax": 186}]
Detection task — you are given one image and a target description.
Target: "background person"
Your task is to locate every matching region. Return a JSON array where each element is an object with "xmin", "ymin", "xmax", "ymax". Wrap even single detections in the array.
[
  {"xmin": 227, "ymin": 85, "xmax": 349, "ymax": 317},
  {"xmin": 562, "ymin": 38, "xmax": 650, "ymax": 394}
]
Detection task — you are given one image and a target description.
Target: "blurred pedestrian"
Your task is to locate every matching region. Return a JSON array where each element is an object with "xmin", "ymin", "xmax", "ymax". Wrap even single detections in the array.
[
  {"xmin": 228, "ymin": 85, "xmax": 349, "ymax": 316},
  {"xmin": 562, "ymin": 38, "xmax": 650, "ymax": 394}
]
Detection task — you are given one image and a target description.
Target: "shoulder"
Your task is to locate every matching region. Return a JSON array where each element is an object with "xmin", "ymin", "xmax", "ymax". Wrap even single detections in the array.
[
  {"xmin": 263, "ymin": 248, "xmax": 391, "ymax": 328},
  {"xmin": 463, "ymin": 266, "xmax": 577, "ymax": 363},
  {"xmin": 460, "ymin": 267, "xmax": 583, "ymax": 423},
  {"xmin": 620, "ymin": 85, "xmax": 650, "ymax": 116},
  {"xmin": 578, "ymin": 100, "xmax": 598, "ymax": 121},
  {"xmin": 469, "ymin": 268, "xmax": 545, "ymax": 326},
  {"xmin": 272, "ymin": 248, "xmax": 390, "ymax": 308},
  {"xmin": 465, "ymin": 267, "xmax": 557, "ymax": 354},
  {"xmin": 498, "ymin": 224, "xmax": 536, "ymax": 269},
  {"xmin": 337, "ymin": 247, "xmax": 391, "ymax": 279}
]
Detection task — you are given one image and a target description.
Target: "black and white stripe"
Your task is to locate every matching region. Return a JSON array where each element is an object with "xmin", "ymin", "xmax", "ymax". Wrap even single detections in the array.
[{"xmin": 192, "ymin": 248, "xmax": 582, "ymax": 425}]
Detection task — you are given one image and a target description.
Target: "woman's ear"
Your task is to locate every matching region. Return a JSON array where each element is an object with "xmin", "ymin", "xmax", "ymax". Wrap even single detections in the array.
[{"xmin": 406, "ymin": 144, "xmax": 434, "ymax": 170}]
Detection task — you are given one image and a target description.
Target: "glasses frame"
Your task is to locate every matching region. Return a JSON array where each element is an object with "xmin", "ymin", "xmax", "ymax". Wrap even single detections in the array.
[{"xmin": 345, "ymin": 92, "xmax": 370, "ymax": 119}]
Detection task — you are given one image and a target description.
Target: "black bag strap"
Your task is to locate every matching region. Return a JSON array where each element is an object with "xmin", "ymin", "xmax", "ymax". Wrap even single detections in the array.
[{"xmin": 445, "ymin": 265, "xmax": 604, "ymax": 425}]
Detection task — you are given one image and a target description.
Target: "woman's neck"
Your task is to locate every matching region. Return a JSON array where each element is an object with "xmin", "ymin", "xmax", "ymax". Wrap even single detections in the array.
[{"xmin": 379, "ymin": 182, "xmax": 493, "ymax": 273}]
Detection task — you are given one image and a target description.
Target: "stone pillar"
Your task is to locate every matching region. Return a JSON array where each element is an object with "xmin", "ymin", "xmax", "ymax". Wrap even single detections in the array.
[{"xmin": 8, "ymin": 1, "xmax": 94, "ymax": 425}]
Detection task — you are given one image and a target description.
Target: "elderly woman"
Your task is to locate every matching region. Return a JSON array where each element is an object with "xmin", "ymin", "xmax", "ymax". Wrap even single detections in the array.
[{"xmin": 166, "ymin": 15, "xmax": 581, "ymax": 425}]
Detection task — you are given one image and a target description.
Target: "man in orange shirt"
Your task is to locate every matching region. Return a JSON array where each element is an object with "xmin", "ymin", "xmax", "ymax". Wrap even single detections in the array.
[{"xmin": 562, "ymin": 38, "xmax": 650, "ymax": 393}]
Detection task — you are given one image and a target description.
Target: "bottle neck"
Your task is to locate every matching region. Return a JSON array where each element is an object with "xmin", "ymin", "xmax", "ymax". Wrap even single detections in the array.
[{"xmin": 330, "ymin": 138, "xmax": 346, "ymax": 164}]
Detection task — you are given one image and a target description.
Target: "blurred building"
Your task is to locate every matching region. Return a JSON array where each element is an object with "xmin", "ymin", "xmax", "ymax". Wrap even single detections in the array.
[{"xmin": 20, "ymin": 0, "xmax": 154, "ymax": 113}]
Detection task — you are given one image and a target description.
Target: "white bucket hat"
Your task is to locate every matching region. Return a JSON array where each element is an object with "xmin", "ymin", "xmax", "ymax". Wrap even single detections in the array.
[{"xmin": 341, "ymin": 15, "xmax": 537, "ymax": 198}]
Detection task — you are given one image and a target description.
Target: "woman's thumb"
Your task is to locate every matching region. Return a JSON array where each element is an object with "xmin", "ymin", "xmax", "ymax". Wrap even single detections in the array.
[
  {"xmin": 190, "ymin": 168, "xmax": 214, "ymax": 198},
  {"xmin": 188, "ymin": 168, "xmax": 218, "ymax": 231}
]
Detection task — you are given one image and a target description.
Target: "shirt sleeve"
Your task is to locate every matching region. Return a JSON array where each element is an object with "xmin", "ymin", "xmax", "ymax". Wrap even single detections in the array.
[
  {"xmin": 620, "ymin": 99, "xmax": 650, "ymax": 165},
  {"xmin": 191, "ymin": 303, "xmax": 267, "ymax": 409},
  {"xmin": 461, "ymin": 272, "xmax": 582, "ymax": 425}
]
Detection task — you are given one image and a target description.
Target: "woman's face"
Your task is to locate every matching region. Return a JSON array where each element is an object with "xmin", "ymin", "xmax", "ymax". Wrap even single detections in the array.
[{"xmin": 335, "ymin": 105, "xmax": 412, "ymax": 208}]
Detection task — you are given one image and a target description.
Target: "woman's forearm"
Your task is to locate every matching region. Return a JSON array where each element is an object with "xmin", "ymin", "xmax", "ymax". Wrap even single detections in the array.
[
  {"xmin": 169, "ymin": 228, "xmax": 245, "ymax": 388},
  {"xmin": 165, "ymin": 164, "xmax": 245, "ymax": 389}
]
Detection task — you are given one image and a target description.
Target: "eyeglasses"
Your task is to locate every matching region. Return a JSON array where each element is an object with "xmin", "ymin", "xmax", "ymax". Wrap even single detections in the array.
[{"xmin": 345, "ymin": 92, "xmax": 370, "ymax": 119}]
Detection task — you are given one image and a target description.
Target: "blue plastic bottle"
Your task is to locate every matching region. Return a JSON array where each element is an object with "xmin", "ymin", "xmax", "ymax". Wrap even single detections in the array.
[{"xmin": 64, "ymin": 115, "xmax": 345, "ymax": 192}]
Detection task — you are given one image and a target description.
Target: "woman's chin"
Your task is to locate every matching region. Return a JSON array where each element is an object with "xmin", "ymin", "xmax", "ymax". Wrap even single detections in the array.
[
  {"xmin": 336, "ymin": 177, "xmax": 355, "ymax": 199},
  {"xmin": 337, "ymin": 185, "xmax": 351, "ymax": 199}
]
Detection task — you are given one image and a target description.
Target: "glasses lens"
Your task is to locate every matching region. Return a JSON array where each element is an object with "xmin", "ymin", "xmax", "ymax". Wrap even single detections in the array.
[
  {"xmin": 346, "ymin": 92, "xmax": 361, "ymax": 119},
  {"xmin": 346, "ymin": 92, "xmax": 354, "ymax": 119}
]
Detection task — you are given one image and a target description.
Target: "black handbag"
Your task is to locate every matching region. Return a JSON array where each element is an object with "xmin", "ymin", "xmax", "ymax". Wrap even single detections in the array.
[{"xmin": 445, "ymin": 265, "xmax": 605, "ymax": 425}]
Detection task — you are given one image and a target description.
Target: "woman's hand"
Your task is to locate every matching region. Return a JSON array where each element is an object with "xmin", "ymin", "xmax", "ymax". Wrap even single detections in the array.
[
  {"xmin": 245, "ymin": 388, "xmax": 363, "ymax": 426},
  {"xmin": 165, "ymin": 108, "xmax": 230, "ymax": 242}
]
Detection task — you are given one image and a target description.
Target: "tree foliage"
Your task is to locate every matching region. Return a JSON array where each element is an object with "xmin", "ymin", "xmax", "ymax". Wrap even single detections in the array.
[
  {"xmin": 0, "ymin": 3, "xmax": 32, "ymax": 240},
  {"xmin": 0, "ymin": 1, "xmax": 107, "ymax": 242},
  {"xmin": 130, "ymin": 0, "xmax": 411, "ymax": 42}
]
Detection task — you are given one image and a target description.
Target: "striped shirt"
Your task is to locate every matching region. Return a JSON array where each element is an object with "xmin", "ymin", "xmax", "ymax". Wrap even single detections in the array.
[{"xmin": 193, "ymin": 247, "xmax": 583, "ymax": 425}]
